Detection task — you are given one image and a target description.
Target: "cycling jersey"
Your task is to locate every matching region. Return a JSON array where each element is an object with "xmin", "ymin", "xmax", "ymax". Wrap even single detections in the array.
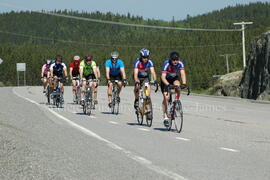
[
  {"xmin": 42, "ymin": 64, "xmax": 50, "ymax": 77},
  {"xmin": 70, "ymin": 61, "xmax": 80, "ymax": 76},
  {"xmin": 105, "ymin": 59, "xmax": 124, "ymax": 76},
  {"xmin": 80, "ymin": 60, "xmax": 96, "ymax": 76},
  {"xmin": 161, "ymin": 60, "xmax": 185, "ymax": 79},
  {"xmin": 134, "ymin": 58, "xmax": 154, "ymax": 78},
  {"xmin": 50, "ymin": 62, "xmax": 67, "ymax": 77}
]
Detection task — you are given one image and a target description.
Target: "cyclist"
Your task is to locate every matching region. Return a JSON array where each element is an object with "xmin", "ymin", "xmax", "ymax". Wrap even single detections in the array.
[
  {"xmin": 133, "ymin": 48, "xmax": 157, "ymax": 109},
  {"xmin": 160, "ymin": 51, "xmax": 187, "ymax": 127},
  {"xmin": 105, "ymin": 51, "xmax": 127, "ymax": 108},
  {"xmin": 41, "ymin": 60, "xmax": 51, "ymax": 93},
  {"xmin": 70, "ymin": 55, "xmax": 81, "ymax": 102},
  {"xmin": 50, "ymin": 55, "xmax": 68, "ymax": 99},
  {"xmin": 79, "ymin": 55, "xmax": 99, "ymax": 105},
  {"xmin": 93, "ymin": 62, "xmax": 101, "ymax": 105}
]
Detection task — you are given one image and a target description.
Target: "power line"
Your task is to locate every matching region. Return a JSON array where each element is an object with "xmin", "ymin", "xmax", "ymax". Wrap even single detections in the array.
[
  {"xmin": 0, "ymin": 2, "xmax": 241, "ymax": 32},
  {"xmin": 0, "ymin": 30, "xmax": 242, "ymax": 48},
  {"xmin": 38, "ymin": 11, "xmax": 241, "ymax": 32}
]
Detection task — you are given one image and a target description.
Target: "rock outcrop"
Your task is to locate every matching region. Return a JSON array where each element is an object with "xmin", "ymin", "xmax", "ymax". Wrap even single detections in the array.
[
  {"xmin": 240, "ymin": 31, "xmax": 270, "ymax": 100},
  {"xmin": 208, "ymin": 71, "xmax": 242, "ymax": 97}
]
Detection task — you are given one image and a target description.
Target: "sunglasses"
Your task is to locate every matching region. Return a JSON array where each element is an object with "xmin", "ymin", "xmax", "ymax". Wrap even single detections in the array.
[{"xmin": 142, "ymin": 56, "xmax": 149, "ymax": 59}]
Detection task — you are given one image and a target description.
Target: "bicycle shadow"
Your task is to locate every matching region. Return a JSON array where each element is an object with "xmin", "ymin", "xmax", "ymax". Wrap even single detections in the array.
[{"xmin": 126, "ymin": 122, "xmax": 148, "ymax": 127}]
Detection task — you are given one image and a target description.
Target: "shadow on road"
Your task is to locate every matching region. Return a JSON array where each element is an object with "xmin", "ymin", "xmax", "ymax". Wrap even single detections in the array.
[
  {"xmin": 126, "ymin": 122, "xmax": 148, "ymax": 127},
  {"xmin": 101, "ymin": 112, "xmax": 113, "ymax": 115}
]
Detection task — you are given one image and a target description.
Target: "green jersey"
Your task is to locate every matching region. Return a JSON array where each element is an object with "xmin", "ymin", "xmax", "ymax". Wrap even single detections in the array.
[{"xmin": 80, "ymin": 60, "xmax": 96, "ymax": 76}]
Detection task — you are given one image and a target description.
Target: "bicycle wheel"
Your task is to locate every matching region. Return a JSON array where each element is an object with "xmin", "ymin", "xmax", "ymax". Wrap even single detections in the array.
[
  {"xmin": 114, "ymin": 92, "xmax": 120, "ymax": 115},
  {"xmin": 136, "ymin": 98, "xmax": 144, "ymax": 125},
  {"xmin": 146, "ymin": 97, "xmax": 153, "ymax": 127},
  {"xmin": 56, "ymin": 97, "xmax": 60, "ymax": 108},
  {"xmin": 46, "ymin": 85, "xmax": 50, "ymax": 104},
  {"xmin": 86, "ymin": 99, "xmax": 92, "ymax": 116},
  {"xmin": 174, "ymin": 100, "xmax": 183, "ymax": 133},
  {"xmin": 166, "ymin": 102, "xmax": 173, "ymax": 131}
]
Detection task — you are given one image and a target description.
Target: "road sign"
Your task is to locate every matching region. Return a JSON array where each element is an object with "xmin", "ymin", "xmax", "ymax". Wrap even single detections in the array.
[
  {"xmin": 16, "ymin": 63, "xmax": 26, "ymax": 72},
  {"xmin": 0, "ymin": 58, "xmax": 3, "ymax": 64}
]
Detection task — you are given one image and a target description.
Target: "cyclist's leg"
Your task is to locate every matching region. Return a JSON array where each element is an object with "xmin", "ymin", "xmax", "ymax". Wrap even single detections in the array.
[
  {"xmin": 161, "ymin": 80, "xmax": 170, "ymax": 119},
  {"xmin": 117, "ymin": 74, "xmax": 123, "ymax": 94},
  {"xmin": 81, "ymin": 76, "xmax": 87, "ymax": 101},
  {"xmin": 107, "ymin": 81, "xmax": 113, "ymax": 103},
  {"xmin": 72, "ymin": 79, "xmax": 77, "ymax": 96},
  {"xmin": 53, "ymin": 76, "xmax": 58, "ymax": 91},
  {"xmin": 173, "ymin": 77, "xmax": 181, "ymax": 98}
]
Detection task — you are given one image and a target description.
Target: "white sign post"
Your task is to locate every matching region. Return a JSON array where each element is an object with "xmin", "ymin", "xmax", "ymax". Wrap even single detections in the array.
[{"xmin": 16, "ymin": 63, "xmax": 26, "ymax": 86}]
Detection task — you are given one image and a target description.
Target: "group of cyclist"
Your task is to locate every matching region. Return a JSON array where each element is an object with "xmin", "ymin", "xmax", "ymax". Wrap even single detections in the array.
[{"xmin": 41, "ymin": 48, "xmax": 187, "ymax": 127}]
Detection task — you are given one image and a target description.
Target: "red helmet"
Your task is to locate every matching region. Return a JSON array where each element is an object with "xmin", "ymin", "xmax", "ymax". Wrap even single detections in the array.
[
  {"xmin": 73, "ymin": 56, "xmax": 80, "ymax": 62},
  {"xmin": 85, "ymin": 55, "xmax": 93, "ymax": 61}
]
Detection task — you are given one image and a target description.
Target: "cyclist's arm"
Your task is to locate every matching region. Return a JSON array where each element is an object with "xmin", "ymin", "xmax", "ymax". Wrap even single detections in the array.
[
  {"xmin": 97, "ymin": 67, "xmax": 101, "ymax": 79},
  {"xmin": 63, "ymin": 68, "xmax": 68, "ymax": 78},
  {"xmin": 50, "ymin": 66, "xmax": 54, "ymax": 78},
  {"xmin": 161, "ymin": 73, "xmax": 169, "ymax": 86},
  {"xmin": 180, "ymin": 69, "xmax": 187, "ymax": 84},
  {"xmin": 106, "ymin": 67, "xmax": 110, "ymax": 80},
  {"xmin": 93, "ymin": 66, "xmax": 98, "ymax": 80},
  {"xmin": 120, "ymin": 67, "xmax": 126, "ymax": 80},
  {"xmin": 150, "ymin": 67, "xmax": 156, "ymax": 81},
  {"xmin": 79, "ymin": 67, "xmax": 83, "ymax": 80},
  {"xmin": 69, "ymin": 67, "xmax": 73, "ymax": 79},
  {"xmin": 134, "ymin": 68, "xmax": 139, "ymax": 82}
]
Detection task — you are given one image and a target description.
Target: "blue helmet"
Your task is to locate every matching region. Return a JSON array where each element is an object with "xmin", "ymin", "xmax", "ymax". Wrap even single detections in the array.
[{"xmin": 140, "ymin": 48, "xmax": 150, "ymax": 58}]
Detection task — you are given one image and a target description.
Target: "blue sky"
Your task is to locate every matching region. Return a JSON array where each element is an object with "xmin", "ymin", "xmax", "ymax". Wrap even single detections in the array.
[{"xmin": 0, "ymin": 0, "xmax": 269, "ymax": 21}]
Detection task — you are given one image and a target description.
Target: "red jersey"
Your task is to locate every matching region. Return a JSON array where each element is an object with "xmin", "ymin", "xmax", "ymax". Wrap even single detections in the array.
[{"xmin": 70, "ymin": 61, "xmax": 80, "ymax": 76}]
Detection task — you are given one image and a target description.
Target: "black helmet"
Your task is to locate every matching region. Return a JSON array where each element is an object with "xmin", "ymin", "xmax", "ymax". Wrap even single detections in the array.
[
  {"xmin": 169, "ymin": 51, "xmax": 180, "ymax": 61},
  {"xmin": 55, "ymin": 55, "xmax": 63, "ymax": 61}
]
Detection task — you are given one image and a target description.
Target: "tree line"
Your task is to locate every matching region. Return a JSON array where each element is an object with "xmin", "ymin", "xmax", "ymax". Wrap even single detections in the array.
[{"xmin": 0, "ymin": 2, "xmax": 269, "ymax": 89}]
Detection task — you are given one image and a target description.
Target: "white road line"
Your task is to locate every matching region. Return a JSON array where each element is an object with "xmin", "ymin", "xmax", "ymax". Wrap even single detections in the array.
[
  {"xmin": 13, "ymin": 87, "xmax": 188, "ymax": 180},
  {"xmin": 176, "ymin": 137, "xmax": 191, "ymax": 141},
  {"xmin": 138, "ymin": 128, "xmax": 150, "ymax": 132},
  {"xmin": 220, "ymin": 147, "xmax": 240, "ymax": 153},
  {"xmin": 109, "ymin": 121, "xmax": 118, "ymax": 125}
]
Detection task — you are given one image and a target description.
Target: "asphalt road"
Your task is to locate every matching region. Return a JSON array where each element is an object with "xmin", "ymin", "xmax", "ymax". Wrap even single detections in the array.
[{"xmin": 1, "ymin": 86, "xmax": 270, "ymax": 180}]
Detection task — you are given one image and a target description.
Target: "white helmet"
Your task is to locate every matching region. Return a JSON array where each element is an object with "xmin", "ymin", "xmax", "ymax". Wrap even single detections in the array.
[{"xmin": 111, "ymin": 51, "xmax": 119, "ymax": 59}]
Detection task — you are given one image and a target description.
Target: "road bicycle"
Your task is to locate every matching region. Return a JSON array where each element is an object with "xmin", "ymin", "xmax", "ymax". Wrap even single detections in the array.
[
  {"xmin": 72, "ymin": 77, "xmax": 81, "ymax": 104},
  {"xmin": 165, "ymin": 85, "xmax": 190, "ymax": 133},
  {"xmin": 136, "ymin": 81, "xmax": 158, "ymax": 127},
  {"xmin": 82, "ymin": 79, "xmax": 97, "ymax": 116},
  {"xmin": 51, "ymin": 77, "xmax": 65, "ymax": 108},
  {"xmin": 110, "ymin": 80, "xmax": 126, "ymax": 115}
]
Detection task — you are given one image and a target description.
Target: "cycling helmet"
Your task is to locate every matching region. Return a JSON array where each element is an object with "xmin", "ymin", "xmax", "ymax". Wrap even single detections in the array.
[
  {"xmin": 140, "ymin": 48, "xmax": 150, "ymax": 58},
  {"xmin": 46, "ymin": 59, "xmax": 51, "ymax": 65},
  {"xmin": 111, "ymin": 51, "xmax": 119, "ymax": 59},
  {"xmin": 169, "ymin": 51, "xmax": 180, "ymax": 61},
  {"xmin": 73, "ymin": 55, "xmax": 80, "ymax": 62},
  {"xmin": 85, "ymin": 55, "xmax": 93, "ymax": 61},
  {"xmin": 55, "ymin": 55, "xmax": 63, "ymax": 61}
]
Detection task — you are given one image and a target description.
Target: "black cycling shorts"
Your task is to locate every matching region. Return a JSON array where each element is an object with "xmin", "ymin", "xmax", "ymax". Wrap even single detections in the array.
[
  {"xmin": 110, "ymin": 74, "xmax": 122, "ymax": 81},
  {"xmin": 84, "ymin": 74, "xmax": 96, "ymax": 80},
  {"xmin": 160, "ymin": 76, "xmax": 180, "ymax": 93}
]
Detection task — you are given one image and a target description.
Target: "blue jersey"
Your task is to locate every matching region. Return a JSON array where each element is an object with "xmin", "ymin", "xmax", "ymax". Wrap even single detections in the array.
[
  {"xmin": 161, "ymin": 60, "xmax": 185, "ymax": 79},
  {"xmin": 105, "ymin": 59, "xmax": 124, "ymax": 76},
  {"xmin": 134, "ymin": 58, "xmax": 154, "ymax": 78}
]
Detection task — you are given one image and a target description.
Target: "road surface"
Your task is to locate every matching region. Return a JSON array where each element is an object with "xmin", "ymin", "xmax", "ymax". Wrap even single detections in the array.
[{"xmin": 1, "ymin": 86, "xmax": 270, "ymax": 180}]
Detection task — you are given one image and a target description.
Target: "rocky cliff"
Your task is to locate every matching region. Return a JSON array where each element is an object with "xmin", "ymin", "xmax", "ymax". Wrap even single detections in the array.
[
  {"xmin": 208, "ymin": 71, "xmax": 242, "ymax": 97},
  {"xmin": 240, "ymin": 31, "xmax": 270, "ymax": 100}
]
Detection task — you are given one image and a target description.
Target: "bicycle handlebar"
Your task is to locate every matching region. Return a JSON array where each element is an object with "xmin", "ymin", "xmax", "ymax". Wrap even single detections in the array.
[{"xmin": 168, "ymin": 85, "xmax": 190, "ymax": 96}]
